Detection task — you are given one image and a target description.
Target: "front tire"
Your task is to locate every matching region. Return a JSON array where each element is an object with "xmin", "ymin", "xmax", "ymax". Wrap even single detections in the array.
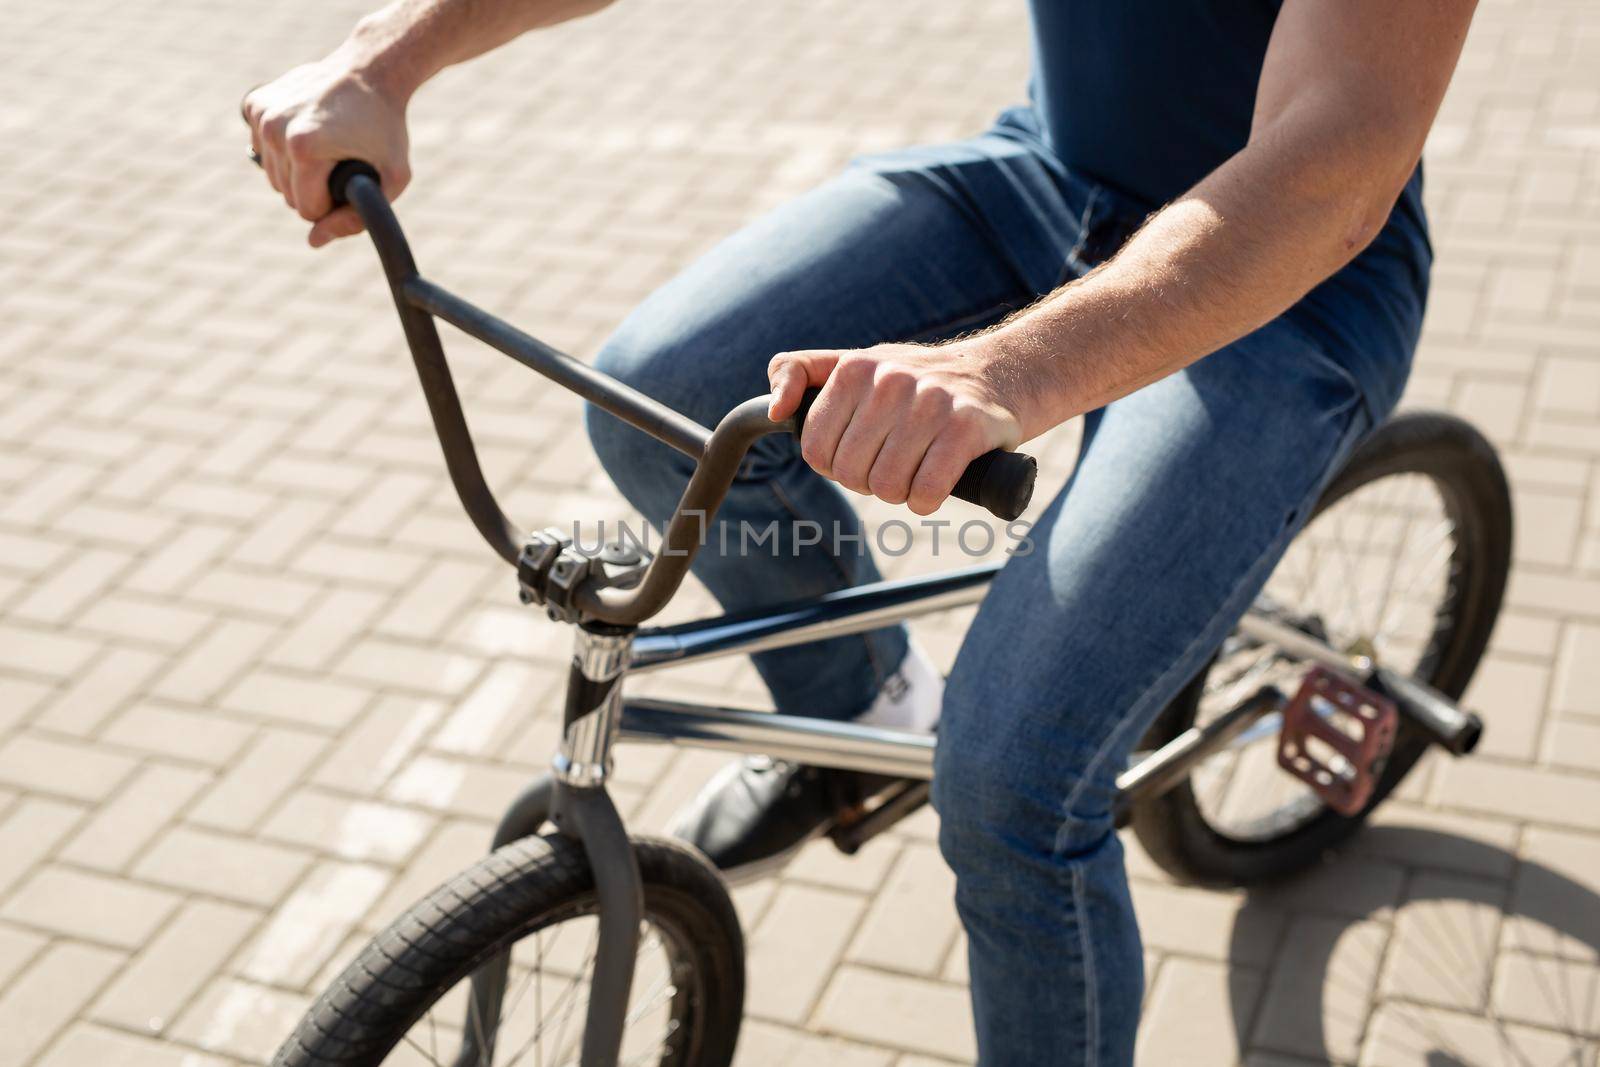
[{"xmin": 274, "ymin": 834, "xmax": 744, "ymax": 1067}]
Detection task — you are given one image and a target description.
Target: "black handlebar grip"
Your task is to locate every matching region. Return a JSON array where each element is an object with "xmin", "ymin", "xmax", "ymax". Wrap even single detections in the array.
[
  {"xmin": 1368, "ymin": 666, "xmax": 1483, "ymax": 756},
  {"xmin": 793, "ymin": 387, "xmax": 1036, "ymax": 521},
  {"xmin": 328, "ymin": 160, "xmax": 382, "ymax": 208}
]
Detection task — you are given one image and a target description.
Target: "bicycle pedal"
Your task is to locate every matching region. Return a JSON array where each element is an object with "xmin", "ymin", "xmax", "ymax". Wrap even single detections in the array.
[{"xmin": 1277, "ymin": 666, "xmax": 1398, "ymax": 816}]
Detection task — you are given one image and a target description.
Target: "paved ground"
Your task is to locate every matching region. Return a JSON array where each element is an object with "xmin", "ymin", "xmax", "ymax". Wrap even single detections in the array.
[{"xmin": 2, "ymin": 0, "xmax": 1599, "ymax": 1064}]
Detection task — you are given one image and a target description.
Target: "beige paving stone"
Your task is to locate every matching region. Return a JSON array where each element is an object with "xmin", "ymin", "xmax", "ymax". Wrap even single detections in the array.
[
  {"xmin": 331, "ymin": 471, "xmax": 436, "ymax": 539},
  {"xmin": 1552, "ymin": 621, "xmax": 1600, "ymax": 716},
  {"xmin": 74, "ymin": 592, "xmax": 219, "ymax": 649},
  {"xmin": 732, "ymin": 1020, "xmax": 896, "ymax": 1067},
  {"xmin": 0, "ymin": 619, "xmax": 99, "ymax": 678},
  {"xmin": 1534, "ymin": 359, "xmax": 1600, "ymax": 422},
  {"xmin": 788, "ymin": 834, "xmax": 902, "ymax": 895},
  {"xmin": 120, "ymin": 524, "xmax": 238, "ymax": 597},
  {"xmin": 291, "ymin": 539, "xmax": 429, "ymax": 590},
  {"xmin": 1, "ymin": 865, "xmax": 181, "ymax": 948},
  {"xmin": 1455, "ymin": 377, "xmax": 1529, "ymax": 441},
  {"xmin": 375, "ymin": 558, "xmax": 488, "ymax": 640},
  {"xmin": 260, "ymin": 789, "xmax": 434, "ymax": 865},
  {"xmin": 101, "ymin": 701, "xmax": 258, "ymax": 766},
  {"xmin": 1253, "ymin": 917, "xmax": 1390, "ymax": 1063},
  {"xmin": 1433, "ymin": 757, "xmax": 1600, "ymax": 831},
  {"xmin": 0, "ymin": 732, "xmax": 137, "ymax": 801},
  {"xmin": 91, "ymin": 898, "xmax": 261, "ymax": 1036},
  {"xmin": 431, "ymin": 659, "xmax": 554, "ymax": 757},
  {"xmin": 0, "ymin": 528, "xmax": 70, "ymax": 577},
  {"xmin": 156, "ymin": 480, "xmax": 275, "ymax": 524},
  {"xmin": 1250, "ymin": 855, "xmax": 1407, "ymax": 921},
  {"xmin": 846, "ymin": 842, "xmax": 959, "ymax": 976},
  {"xmin": 0, "ymin": 942, "xmax": 125, "ymax": 1066},
  {"xmin": 150, "ymin": 618, "xmax": 281, "ymax": 704},
  {"xmin": 1463, "ymin": 653, "xmax": 1551, "ymax": 761},
  {"xmin": 331, "ymin": 637, "xmax": 485, "ymax": 696},
  {"xmin": 229, "ymin": 497, "xmax": 336, "ymax": 568},
  {"xmin": 1490, "ymin": 949, "xmax": 1600, "ymax": 1038},
  {"xmin": 235, "ymin": 860, "xmax": 391, "ymax": 988},
  {"xmin": 58, "ymin": 762, "xmax": 212, "ymax": 872},
  {"xmin": 746, "ymin": 883, "xmax": 867, "ymax": 1025},
  {"xmin": 219, "ymin": 668, "xmax": 374, "ymax": 732},
  {"xmin": 814, "ymin": 966, "xmax": 975, "ymax": 1062},
  {"xmin": 1504, "ymin": 826, "xmax": 1600, "ymax": 963},
  {"xmin": 1542, "ymin": 717, "xmax": 1600, "ymax": 772},
  {"xmin": 308, "ymin": 693, "xmax": 446, "ymax": 794},
  {"xmin": 384, "ymin": 753, "xmax": 537, "ymax": 821},
  {"xmin": 0, "ymin": 923, "xmax": 47, "ymax": 990},
  {"xmin": 1136, "ymin": 956, "xmax": 1263, "ymax": 1067},
  {"xmin": 264, "ymin": 586, "xmax": 389, "ymax": 672},
  {"xmin": 1508, "ymin": 569, "xmax": 1600, "ymax": 622},
  {"xmin": 1380, "ymin": 872, "xmax": 1505, "ymax": 1013},
  {"xmin": 134, "ymin": 826, "xmax": 310, "ymax": 908},
  {"xmin": 0, "ymin": 675, "xmax": 51, "ymax": 736},
  {"xmin": 168, "ymin": 978, "xmax": 309, "ymax": 1063},
  {"xmin": 1354, "ymin": 803, "xmax": 1521, "ymax": 880},
  {"xmin": 1359, "ymin": 1000, "xmax": 1587, "ymax": 1066},
  {"xmin": 0, "ymin": 797, "xmax": 85, "ymax": 894},
  {"xmin": 185, "ymin": 728, "xmax": 328, "ymax": 832},
  {"xmin": 30, "ymin": 644, "xmax": 166, "ymax": 736},
  {"xmin": 9, "ymin": 546, "xmax": 133, "ymax": 624},
  {"xmin": 185, "ymin": 565, "xmax": 324, "ymax": 620},
  {"xmin": 36, "ymin": 1022, "xmax": 230, "ymax": 1067},
  {"xmin": 1133, "ymin": 882, "xmax": 1288, "ymax": 968}
]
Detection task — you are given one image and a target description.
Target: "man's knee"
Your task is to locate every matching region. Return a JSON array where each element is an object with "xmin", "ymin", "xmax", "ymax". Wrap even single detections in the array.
[
  {"xmin": 933, "ymin": 686, "xmax": 1121, "ymax": 880},
  {"xmin": 584, "ymin": 312, "xmax": 721, "ymax": 480}
]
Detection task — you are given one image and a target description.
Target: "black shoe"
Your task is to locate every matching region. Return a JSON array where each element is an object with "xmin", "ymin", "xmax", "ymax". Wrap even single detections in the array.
[{"xmin": 668, "ymin": 757, "xmax": 901, "ymax": 882}]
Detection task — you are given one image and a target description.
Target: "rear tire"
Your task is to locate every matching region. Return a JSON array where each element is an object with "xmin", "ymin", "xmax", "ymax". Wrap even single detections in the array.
[
  {"xmin": 1130, "ymin": 411, "xmax": 1512, "ymax": 887},
  {"xmin": 274, "ymin": 833, "xmax": 744, "ymax": 1067}
]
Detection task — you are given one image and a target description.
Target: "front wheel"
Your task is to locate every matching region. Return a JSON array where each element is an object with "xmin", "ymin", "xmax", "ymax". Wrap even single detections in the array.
[
  {"xmin": 274, "ymin": 834, "xmax": 744, "ymax": 1067},
  {"xmin": 1131, "ymin": 410, "xmax": 1513, "ymax": 887}
]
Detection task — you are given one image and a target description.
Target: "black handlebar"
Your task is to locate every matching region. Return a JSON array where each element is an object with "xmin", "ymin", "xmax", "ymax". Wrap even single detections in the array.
[
  {"xmin": 328, "ymin": 159, "xmax": 381, "ymax": 207},
  {"xmin": 316, "ymin": 159, "xmax": 1036, "ymax": 622}
]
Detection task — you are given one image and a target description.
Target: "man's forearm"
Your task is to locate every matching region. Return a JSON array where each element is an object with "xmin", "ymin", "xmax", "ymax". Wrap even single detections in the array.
[
  {"xmin": 338, "ymin": 0, "xmax": 615, "ymax": 102},
  {"xmin": 983, "ymin": 133, "xmax": 1403, "ymax": 441}
]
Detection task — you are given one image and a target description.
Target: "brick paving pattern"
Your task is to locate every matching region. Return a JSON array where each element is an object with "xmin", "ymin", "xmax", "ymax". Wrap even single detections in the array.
[{"xmin": 2, "ymin": 0, "xmax": 1598, "ymax": 1063}]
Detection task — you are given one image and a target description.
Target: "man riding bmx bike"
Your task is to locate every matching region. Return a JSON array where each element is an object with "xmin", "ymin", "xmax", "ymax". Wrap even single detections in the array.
[{"xmin": 244, "ymin": 1, "xmax": 1476, "ymax": 1060}]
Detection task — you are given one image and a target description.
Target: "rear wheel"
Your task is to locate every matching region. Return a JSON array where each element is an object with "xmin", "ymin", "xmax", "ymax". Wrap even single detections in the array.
[
  {"xmin": 273, "ymin": 834, "xmax": 744, "ymax": 1067},
  {"xmin": 1130, "ymin": 411, "xmax": 1513, "ymax": 887}
]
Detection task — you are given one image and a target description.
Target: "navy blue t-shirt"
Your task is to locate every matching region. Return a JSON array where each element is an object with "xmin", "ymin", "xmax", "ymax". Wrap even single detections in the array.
[{"xmin": 1025, "ymin": 0, "xmax": 1432, "ymax": 415}]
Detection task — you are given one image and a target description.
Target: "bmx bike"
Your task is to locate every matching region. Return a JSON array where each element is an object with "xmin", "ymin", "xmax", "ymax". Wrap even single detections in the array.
[{"xmin": 270, "ymin": 162, "xmax": 1512, "ymax": 1067}]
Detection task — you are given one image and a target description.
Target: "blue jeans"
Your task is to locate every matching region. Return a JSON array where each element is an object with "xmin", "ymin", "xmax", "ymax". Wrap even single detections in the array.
[{"xmin": 586, "ymin": 109, "xmax": 1422, "ymax": 1065}]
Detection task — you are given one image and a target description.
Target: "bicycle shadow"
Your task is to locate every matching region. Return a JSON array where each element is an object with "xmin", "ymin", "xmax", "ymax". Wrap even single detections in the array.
[{"xmin": 1222, "ymin": 824, "xmax": 1600, "ymax": 1065}]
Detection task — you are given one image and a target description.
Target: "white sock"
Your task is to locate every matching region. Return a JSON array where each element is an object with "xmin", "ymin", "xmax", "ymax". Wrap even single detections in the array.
[{"xmin": 855, "ymin": 640, "xmax": 944, "ymax": 733}]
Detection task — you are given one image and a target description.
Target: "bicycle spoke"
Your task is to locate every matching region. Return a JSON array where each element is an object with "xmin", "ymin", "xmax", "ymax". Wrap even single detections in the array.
[
  {"xmin": 502, "ymin": 926, "xmax": 600, "ymax": 1067},
  {"xmin": 401, "ymin": 1030, "xmax": 446, "ymax": 1067}
]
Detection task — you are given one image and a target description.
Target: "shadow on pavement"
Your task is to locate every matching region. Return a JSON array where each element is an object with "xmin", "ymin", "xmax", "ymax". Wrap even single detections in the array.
[{"xmin": 1225, "ymin": 824, "xmax": 1600, "ymax": 1065}]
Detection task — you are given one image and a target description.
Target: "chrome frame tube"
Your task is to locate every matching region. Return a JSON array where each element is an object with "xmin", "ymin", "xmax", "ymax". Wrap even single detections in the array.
[
  {"xmin": 1235, "ymin": 611, "xmax": 1370, "ymax": 681},
  {"xmin": 614, "ymin": 600, "xmax": 1368, "ymax": 795},
  {"xmin": 618, "ymin": 698, "xmax": 937, "ymax": 779}
]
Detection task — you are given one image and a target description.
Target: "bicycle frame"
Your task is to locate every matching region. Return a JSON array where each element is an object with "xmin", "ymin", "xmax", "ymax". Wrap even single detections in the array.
[{"xmin": 327, "ymin": 164, "xmax": 1481, "ymax": 1067}]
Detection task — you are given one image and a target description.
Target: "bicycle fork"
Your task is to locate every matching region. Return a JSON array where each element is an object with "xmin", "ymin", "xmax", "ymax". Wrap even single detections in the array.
[{"xmin": 457, "ymin": 622, "xmax": 643, "ymax": 1067}]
